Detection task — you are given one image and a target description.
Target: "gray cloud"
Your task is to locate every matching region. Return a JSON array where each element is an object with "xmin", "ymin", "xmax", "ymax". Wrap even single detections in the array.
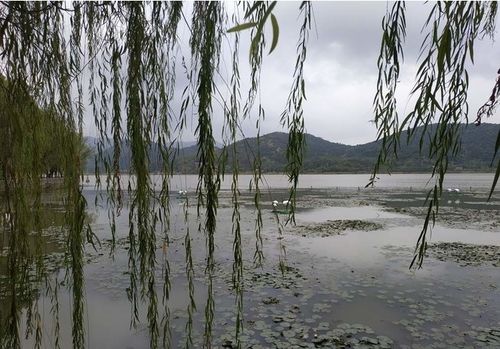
[
  {"xmin": 82, "ymin": 2, "xmax": 499, "ymax": 146},
  {"xmin": 244, "ymin": 2, "xmax": 500, "ymax": 145}
]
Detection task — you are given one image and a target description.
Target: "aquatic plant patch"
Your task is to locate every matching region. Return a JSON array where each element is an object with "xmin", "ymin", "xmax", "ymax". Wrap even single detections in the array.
[
  {"xmin": 294, "ymin": 220, "xmax": 383, "ymax": 237},
  {"xmin": 427, "ymin": 242, "xmax": 500, "ymax": 267}
]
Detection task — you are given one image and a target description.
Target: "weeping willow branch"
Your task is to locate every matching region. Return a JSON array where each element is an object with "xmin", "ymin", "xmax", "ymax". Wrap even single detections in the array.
[
  {"xmin": 280, "ymin": 1, "xmax": 311, "ymax": 225},
  {"xmin": 476, "ymin": 69, "xmax": 500, "ymax": 125},
  {"xmin": 190, "ymin": 2, "xmax": 223, "ymax": 347},
  {"xmin": 224, "ymin": 12, "xmax": 244, "ymax": 347},
  {"xmin": 369, "ymin": 1, "xmax": 406, "ymax": 187},
  {"xmin": 476, "ymin": 68, "xmax": 500, "ymax": 199},
  {"xmin": 373, "ymin": 1, "xmax": 498, "ymax": 268},
  {"xmin": 0, "ymin": 1, "xmax": 309, "ymax": 348}
]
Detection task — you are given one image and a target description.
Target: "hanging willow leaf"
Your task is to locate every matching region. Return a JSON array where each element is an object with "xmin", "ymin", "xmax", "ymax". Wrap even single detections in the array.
[
  {"xmin": 493, "ymin": 130, "xmax": 500, "ymax": 163},
  {"xmin": 269, "ymin": 13, "xmax": 279, "ymax": 54},
  {"xmin": 247, "ymin": 1, "xmax": 278, "ymax": 60},
  {"xmin": 244, "ymin": 1, "xmax": 262, "ymax": 19},
  {"xmin": 489, "ymin": 159, "xmax": 500, "ymax": 200},
  {"xmin": 259, "ymin": 1, "xmax": 277, "ymax": 30},
  {"xmin": 488, "ymin": 128, "xmax": 500, "ymax": 200},
  {"xmin": 227, "ymin": 22, "xmax": 257, "ymax": 33}
]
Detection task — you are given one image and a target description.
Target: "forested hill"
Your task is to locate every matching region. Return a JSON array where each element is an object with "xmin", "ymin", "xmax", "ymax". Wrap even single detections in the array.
[
  {"xmin": 85, "ymin": 123, "xmax": 500, "ymax": 174},
  {"xmin": 222, "ymin": 123, "xmax": 499, "ymax": 173}
]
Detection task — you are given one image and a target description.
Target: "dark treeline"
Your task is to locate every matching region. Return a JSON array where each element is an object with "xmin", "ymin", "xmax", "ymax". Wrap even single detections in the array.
[{"xmin": 0, "ymin": 78, "xmax": 89, "ymax": 180}]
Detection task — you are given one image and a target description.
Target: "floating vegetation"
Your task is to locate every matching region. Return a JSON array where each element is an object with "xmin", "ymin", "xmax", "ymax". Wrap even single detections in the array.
[
  {"xmin": 209, "ymin": 321, "xmax": 395, "ymax": 348},
  {"xmin": 294, "ymin": 220, "xmax": 383, "ymax": 237},
  {"xmin": 427, "ymin": 242, "xmax": 500, "ymax": 267},
  {"xmin": 467, "ymin": 326, "xmax": 500, "ymax": 346},
  {"xmin": 262, "ymin": 297, "xmax": 280, "ymax": 305}
]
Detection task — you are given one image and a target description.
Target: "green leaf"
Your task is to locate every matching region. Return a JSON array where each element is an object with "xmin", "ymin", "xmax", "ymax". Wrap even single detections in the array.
[
  {"xmin": 227, "ymin": 22, "xmax": 257, "ymax": 33},
  {"xmin": 268, "ymin": 13, "xmax": 279, "ymax": 54},
  {"xmin": 469, "ymin": 40, "xmax": 474, "ymax": 63},
  {"xmin": 492, "ymin": 129, "xmax": 500, "ymax": 164},
  {"xmin": 259, "ymin": 1, "xmax": 277, "ymax": 33},
  {"xmin": 488, "ymin": 159, "xmax": 500, "ymax": 200},
  {"xmin": 488, "ymin": 129, "xmax": 500, "ymax": 200},
  {"xmin": 250, "ymin": 1, "xmax": 277, "ymax": 59},
  {"xmin": 244, "ymin": 2, "xmax": 262, "ymax": 19},
  {"xmin": 429, "ymin": 92, "xmax": 443, "ymax": 112},
  {"xmin": 249, "ymin": 32, "xmax": 262, "ymax": 61}
]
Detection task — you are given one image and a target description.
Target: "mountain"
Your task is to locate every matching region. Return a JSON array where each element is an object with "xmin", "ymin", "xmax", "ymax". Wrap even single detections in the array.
[
  {"xmin": 84, "ymin": 123, "xmax": 500, "ymax": 174},
  {"xmin": 222, "ymin": 123, "xmax": 499, "ymax": 173},
  {"xmin": 347, "ymin": 123, "xmax": 499, "ymax": 173},
  {"xmin": 227, "ymin": 132, "xmax": 353, "ymax": 172}
]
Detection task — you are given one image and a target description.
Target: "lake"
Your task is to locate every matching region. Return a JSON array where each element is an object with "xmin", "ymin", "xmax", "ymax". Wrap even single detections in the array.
[
  {"xmin": 83, "ymin": 173, "xmax": 497, "ymax": 191},
  {"xmin": 2, "ymin": 173, "xmax": 499, "ymax": 348}
]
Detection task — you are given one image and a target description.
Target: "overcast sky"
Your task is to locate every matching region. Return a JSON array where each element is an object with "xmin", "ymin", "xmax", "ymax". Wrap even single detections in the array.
[
  {"xmin": 235, "ymin": 1, "xmax": 500, "ymax": 145},
  {"xmin": 83, "ymin": 2, "xmax": 500, "ymax": 146}
]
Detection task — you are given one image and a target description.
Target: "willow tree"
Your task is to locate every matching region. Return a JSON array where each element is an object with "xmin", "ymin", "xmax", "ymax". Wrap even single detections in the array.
[{"xmin": 0, "ymin": 1, "xmax": 498, "ymax": 348}]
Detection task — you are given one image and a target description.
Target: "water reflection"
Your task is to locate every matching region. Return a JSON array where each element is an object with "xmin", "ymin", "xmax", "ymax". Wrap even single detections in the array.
[{"xmin": 0, "ymin": 190, "xmax": 95, "ymax": 348}]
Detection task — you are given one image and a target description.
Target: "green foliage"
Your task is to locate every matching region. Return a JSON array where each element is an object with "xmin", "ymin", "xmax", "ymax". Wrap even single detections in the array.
[{"xmin": 0, "ymin": 76, "xmax": 87, "ymax": 348}]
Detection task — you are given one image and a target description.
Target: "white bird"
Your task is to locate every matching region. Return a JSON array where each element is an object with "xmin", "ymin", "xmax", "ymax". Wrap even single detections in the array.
[
  {"xmin": 282, "ymin": 200, "xmax": 290, "ymax": 206},
  {"xmin": 2, "ymin": 212, "xmax": 11, "ymax": 227},
  {"xmin": 272, "ymin": 200, "xmax": 279, "ymax": 207},
  {"xmin": 453, "ymin": 188, "xmax": 460, "ymax": 193},
  {"xmin": 447, "ymin": 188, "xmax": 453, "ymax": 192}
]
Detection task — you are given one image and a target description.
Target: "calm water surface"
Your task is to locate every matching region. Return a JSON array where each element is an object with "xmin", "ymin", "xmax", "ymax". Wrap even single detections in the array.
[
  {"xmin": 83, "ymin": 172, "xmax": 497, "ymax": 191},
  {"xmin": 3, "ymin": 173, "xmax": 499, "ymax": 348}
]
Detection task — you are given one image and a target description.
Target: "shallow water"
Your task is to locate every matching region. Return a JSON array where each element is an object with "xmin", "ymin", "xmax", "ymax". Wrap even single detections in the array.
[{"xmin": 3, "ymin": 174, "xmax": 500, "ymax": 348}]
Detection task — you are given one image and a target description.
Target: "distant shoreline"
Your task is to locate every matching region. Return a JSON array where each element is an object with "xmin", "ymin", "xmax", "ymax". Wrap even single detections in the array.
[
  {"xmin": 83, "ymin": 170, "xmax": 496, "ymax": 176},
  {"xmin": 0, "ymin": 177, "xmax": 65, "ymax": 193}
]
